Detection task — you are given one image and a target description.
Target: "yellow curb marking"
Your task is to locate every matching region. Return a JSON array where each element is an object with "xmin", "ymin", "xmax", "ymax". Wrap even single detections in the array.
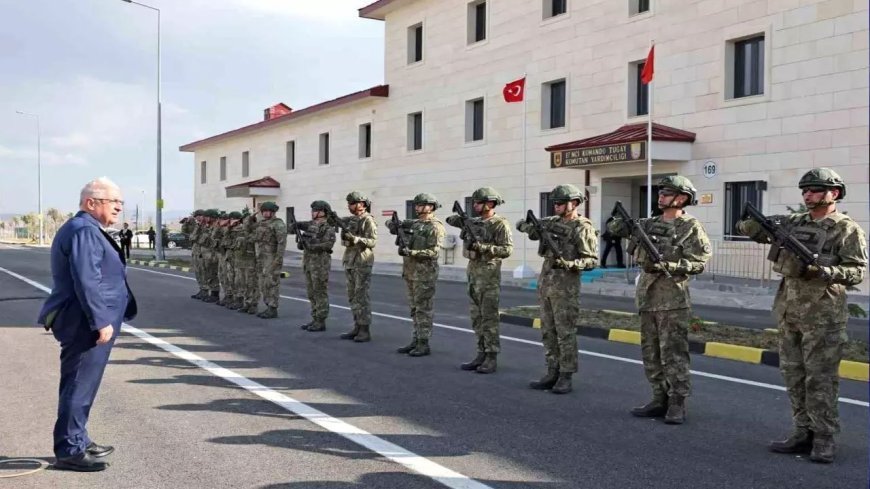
[
  {"xmin": 608, "ymin": 329, "xmax": 641, "ymax": 345},
  {"xmin": 839, "ymin": 360, "xmax": 870, "ymax": 382},
  {"xmin": 705, "ymin": 342, "xmax": 763, "ymax": 364},
  {"xmin": 532, "ymin": 318, "xmax": 541, "ymax": 329}
]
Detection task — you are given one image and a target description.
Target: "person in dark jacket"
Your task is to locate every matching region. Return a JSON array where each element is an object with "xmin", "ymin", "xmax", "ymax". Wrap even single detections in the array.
[
  {"xmin": 600, "ymin": 216, "xmax": 625, "ymax": 268},
  {"xmin": 147, "ymin": 226, "xmax": 156, "ymax": 249},
  {"xmin": 119, "ymin": 223, "xmax": 133, "ymax": 258}
]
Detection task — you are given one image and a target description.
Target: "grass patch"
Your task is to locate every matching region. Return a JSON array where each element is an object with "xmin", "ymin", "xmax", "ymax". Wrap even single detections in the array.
[{"xmin": 502, "ymin": 305, "xmax": 869, "ymax": 363}]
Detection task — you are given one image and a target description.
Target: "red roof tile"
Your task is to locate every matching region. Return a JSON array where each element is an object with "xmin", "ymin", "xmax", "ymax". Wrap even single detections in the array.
[
  {"xmin": 180, "ymin": 85, "xmax": 389, "ymax": 152},
  {"xmin": 225, "ymin": 176, "xmax": 280, "ymax": 190},
  {"xmin": 544, "ymin": 122, "xmax": 696, "ymax": 152}
]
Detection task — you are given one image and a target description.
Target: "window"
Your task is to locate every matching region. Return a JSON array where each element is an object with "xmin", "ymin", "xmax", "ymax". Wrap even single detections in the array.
[
  {"xmin": 465, "ymin": 98, "xmax": 485, "ymax": 142},
  {"xmin": 464, "ymin": 196, "xmax": 482, "ymax": 218},
  {"xmin": 542, "ymin": 79, "xmax": 566, "ymax": 129},
  {"xmin": 200, "ymin": 161, "xmax": 207, "ymax": 184},
  {"xmin": 468, "ymin": 1, "xmax": 487, "ymax": 44},
  {"xmin": 242, "ymin": 151, "xmax": 250, "ymax": 178},
  {"xmin": 408, "ymin": 112, "xmax": 423, "ymax": 151},
  {"xmin": 734, "ymin": 36, "xmax": 764, "ymax": 98},
  {"xmin": 359, "ymin": 123, "xmax": 372, "ymax": 159},
  {"xmin": 639, "ymin": 185, "xmax": 663, "ymax": 218},
  {"xmin": 285, "ymin": 207, "xmax": 295, "ymax": 234},
  {"xmin": 319, "ymin": 133, "xmax": 330, "ymax": 165},
  {"xmin": 539, "ymin": 192, "xmax": 556, "ymax": 218},
  {"xmin": 405, "ymin": 200, "xmax": 415, "ymax": 220},
  {"xmin": 219, "ymin": 156, "xmax": 227, "ymax": 181},
  {"xmin": 629, "ymin": 61, "xmax": 649, "ymax": 116},
  {"xmin": 408, "ymin": 23, "xmax": 423, "ymax": 64},
  {"xmin": 544, "ymin": 0, "xmax": 567, "ymax": 19},
  {"xmin": 725, "ymin": 181, "xmax": 765, "ymax": 240},
  {"xmin": 286, "ymin": 141, "xmax": 295, "ymax": 170},
  {"xmin": 630, "ymin": 0, "xmax": 650, "ymax": 15}
]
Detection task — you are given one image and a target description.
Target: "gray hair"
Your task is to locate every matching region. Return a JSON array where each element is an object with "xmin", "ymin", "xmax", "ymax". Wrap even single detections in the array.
[{"xmin": 79, "ymin": 177, "xmax": 121, "ymax": 205}]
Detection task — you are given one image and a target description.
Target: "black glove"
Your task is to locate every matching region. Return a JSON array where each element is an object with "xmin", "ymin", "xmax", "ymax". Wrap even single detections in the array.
[{"xmin": 398, "ymin": 247, "xmax": 410, "ymax": 256}]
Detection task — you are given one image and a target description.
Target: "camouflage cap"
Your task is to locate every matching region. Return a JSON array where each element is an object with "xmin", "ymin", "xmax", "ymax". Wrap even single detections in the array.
[
  {"xmin": 799, "ymin": 168, "xmax": 846, "ymax": 200},
  {"xmin": 311, "ymin": 200, "xmax": 332, "ymax": 212},
  {"xmin": 259, "ymin": 201, "xmax": 279, "ymax": 212},
  {"xmin": 205, "ymin": 209, "xmax": 220, "ymax": 218}
]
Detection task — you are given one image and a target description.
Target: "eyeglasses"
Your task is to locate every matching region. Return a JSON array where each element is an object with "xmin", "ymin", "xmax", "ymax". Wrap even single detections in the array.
[
  {"xmin": 658, "ymin": 189, "xmax": 678, "ymax": 197},
  {"xmin": 553, "ymin": 201, "xmax": 568, "ymax": 206},
  {"xmin": 93, "ymin": 198, "xmax": 125, "ymax": 206},
  {"xmin": 801, "ymin": 187, "xmax": 829, "ymax": 194}
]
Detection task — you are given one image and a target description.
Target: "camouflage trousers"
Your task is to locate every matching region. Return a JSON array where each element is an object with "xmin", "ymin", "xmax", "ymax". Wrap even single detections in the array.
[
  {"xmin": 404, "ymin": 277, "xmax": 436, "ymax": 340},
  {"xmin": 234, "ymin": 259, "xmax": 258, "ymax": 307},
  {"xmin": 201, "ymin": 250, "xmax": 220, "ymax": 294},
  {"xmin": 303, "ymin": 252, "xmax": 330, "ymax": 321},
  {"xmin": 539, "ymin": 270, "xmax": 580, "ymax": 373},
  {"xmin": 257, "ymin": 252, "xmax": 282, "ymax": 308},
  {"xmin": 191, "ymin": 244, "xmax": 203, "ymax": 290},
  {"xmin": 639, "ymin": 308, "xmax": 692, "ymax": 399},
  {"xmin": 218, "ymin": 252, "xmax": 235, "ymax": 298},
  {"xmin": 467, "ymin": 260, "xmax": 502, "ymax": 353},
  {"xmin": 779, "ymin": 320, "xmax": 846, "ymax": 435},
  {"xmin": 345, "ymin": 266, "xmax": 372, "ymax": 327}
]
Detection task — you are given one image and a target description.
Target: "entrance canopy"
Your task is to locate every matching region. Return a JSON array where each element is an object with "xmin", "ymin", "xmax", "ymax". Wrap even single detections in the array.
[
  {"xmin": 225, "ymin": 176, "xmax": 281, "ymax": 198},
  {"xmin": 545, "ymin": 122, "xmax": 696, "ymax": 169}
]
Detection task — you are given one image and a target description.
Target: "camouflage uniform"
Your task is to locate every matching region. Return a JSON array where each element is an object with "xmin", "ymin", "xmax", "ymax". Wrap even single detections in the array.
[
  {"xmin": 254, "ymin": 202, "xmax": 288, "ymax": 318},
  {"xmin": 233, "ymin": 215, "xmax": 259, "ymax": 314},
  {"xmin": 446, "ymin": 187, "xmax": 513, "ymax": 373},
  {"xmin": 201, "ymin": 211, "xmax": 222, "ymax": 302},
  {"xmin": 388, "ymin": 193, "xmax": 446, "ymax": 356},
  {"xmin": 298, "ymin": 202, "xmax": 336, "ymax": 331},
  {"xmin": 737, "ymin": 168, "xmax": 866, "ymax": 463},
  {"xmin": 332, "ymin": 192, "xmax": 378, "ymax": 342},
  {"xmin": 214, "ymin": 221, "xmax": 232, "ymax": 305},
  {"xmin": 185, "ymin": 212, "xmax": 204, "ymax": 299},
  {"xmin": 221, "ymin": 212, "xmax": 243, "ymax": 309}
]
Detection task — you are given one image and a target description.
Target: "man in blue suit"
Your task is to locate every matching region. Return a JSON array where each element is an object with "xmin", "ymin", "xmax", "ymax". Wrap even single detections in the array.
[{"xmin": 37, "ymin": 177, "xmax": 137, "ymax": 472}]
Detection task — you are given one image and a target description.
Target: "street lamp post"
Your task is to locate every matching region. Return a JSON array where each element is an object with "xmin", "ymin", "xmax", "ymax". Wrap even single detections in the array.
[
  {"xmin": 15, "ymin": 110, "xmax": 43, "ymax": 246},
  {"xmin": 121, "ymin": 0, "xmax": 164, "ymax": 260}
]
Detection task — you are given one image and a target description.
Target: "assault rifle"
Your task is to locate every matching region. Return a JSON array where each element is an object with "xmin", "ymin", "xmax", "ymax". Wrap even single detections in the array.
[
  {"xmin": 451, "ymin": 200, "xmax": 480, "ymax": 249},
  {"xmin": 390, "ymin": 211, "xmax": 409, "ymax": 255},
  {"xmin": 326, "ymin": 209, "xmax": 352, "ymax": 237},
  {"xmin": 523, "ymin": 210, "xmax": 563, "ymax": 262},
  {"xmin": 741, "ymin": 201, "xmax": 831, "ymax": 280},
  {"xmin": 287, "ymin": 207, "xmax": 307, "ymax": 249},
  {"xmin": 611, "ymin": 201, "xmax": 670, "ymax": 278}
]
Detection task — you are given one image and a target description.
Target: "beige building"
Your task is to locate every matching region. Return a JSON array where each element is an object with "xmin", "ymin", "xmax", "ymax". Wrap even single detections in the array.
[{"xmin": 181, "ymin": 0, "xmax": 869, "ymax": 285}]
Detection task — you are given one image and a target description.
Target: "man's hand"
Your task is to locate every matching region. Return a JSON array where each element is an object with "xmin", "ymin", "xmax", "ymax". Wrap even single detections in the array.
[
  {"xmin": 96, "ymin": 325, "xmax": 114, "ymax": 345},
  {"xmin": 804, "ymin": 264, "xmax": 832, "ymax": 280},
  {"xmin": 398, "ymin": 247, "xmax": 410, "ymax": 257},
  {"xmin": 552, "ymin": 258, "xmax": 573, "ymax": 270}
]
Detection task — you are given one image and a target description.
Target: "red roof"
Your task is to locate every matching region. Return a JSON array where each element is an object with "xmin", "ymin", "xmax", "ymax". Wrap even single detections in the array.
[
  {"xmin": 180, "ymin": 85, "xmax": 389, "ymax": 152},
  {"xmin": 359, "ymin": 0, "xmax": 401, "ymax": 20},
  {"xmin": 544, "ymin": 123, "xmax": 696, "ymax": 152},
  {"xmin": 225, "ymin": 176, "xmax": 280, "ymax": 190}
]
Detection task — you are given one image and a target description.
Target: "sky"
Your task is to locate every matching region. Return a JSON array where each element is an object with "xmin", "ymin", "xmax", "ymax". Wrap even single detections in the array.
[{"xmin": 0, "ymin": 0, "xmax": 384, "ymax": 220}]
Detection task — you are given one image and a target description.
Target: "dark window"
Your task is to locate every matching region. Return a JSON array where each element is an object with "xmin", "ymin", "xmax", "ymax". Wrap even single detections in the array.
[
  {"xmin": 319, "ymin": 133, "xmax": 329, "ymax": 165},
  {"xmin": 200, "ymin": 161, "xmax": 207, "ymax": 184},
  {"xmin": 549, "ymin": 80, "xmax": 566, "ymax": 128},
  {"xmin": 360, "ymin": 123, "xmax": 372, "ymax": 158},
  {"xmin": 405, "ymin": 200, "xmax": 415, "ymax": 220},
  {"xmin": 464, "ymin": 197, "xmax": 482, "ymax": 218},
  {"xmin": 638, "ymin": 185, "xmax": 663, "ymax": 218},
  {"xmin": 242, "ymin": 151, "xmax": 249, "ymax": 178},
  {"xmin": 286, "ymin": 141, "xmax": 295, "ymax": 170},
  {"xmin": 551, "ymin": 0, "xmax": 567, "ymax": 16},
  {"xmin": 539, "ymin": 192, "xmax": 556, "ymax": 218},
  {"xmin": 635, "ymin": 62, "xmax": 649, "ymax": 116},
  {"xmin": 637, "ymin": 0, "xmax": 650, "ymax": 13},
  {"xmin": 474, "ymin": 2, "xmax": 487, "ymax": 42},
  {"xmin": 725, "ymin": 181, "xmax": 765, "ymax": 240},
  {"xmin": 472, "ymin": 99, "xmax": 484, "ymax": 141},
  {"xmin": 734, "ymin": 36, "xmax": 764, "ymax": 98},
  {"xmin": 219, "ymin": 156, "xmax": 227, "ymax": 181},
  {"xmin": 285, "ymin": 207, "xmax": 295, "ymax": 234},
  {"xmin": 409, "ymin": 112, "xmax": 423, "ymax": 150},
  {"xmin": 412, "ymin": 24, "xmax": 423, "ymax": 63}
]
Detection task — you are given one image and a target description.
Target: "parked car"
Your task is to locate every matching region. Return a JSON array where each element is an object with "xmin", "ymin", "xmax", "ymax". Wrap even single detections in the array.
[
  {"xmin": 132, "ymin": 230, "xmax": 151, "ymax": 248},
  {"xmin": 164, "ymin": 232, "xmax": 190, "ymax": 249},
  {"xmin": 104, "ymin": 228, "xmax": 122, "ymax": 246}
]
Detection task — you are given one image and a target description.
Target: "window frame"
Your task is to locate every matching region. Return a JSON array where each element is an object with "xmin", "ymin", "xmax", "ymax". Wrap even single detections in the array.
[
  {"xmin": 408, "ymin": 23, "xmax": 424, "ymax": 64},
  {"xmin": 467, "ymin": 0, "xmax": 487, "ymax": 45},
  {"xmin": 407, "ymin": 112, "xmax": 424, "ymax": 152},
  {"xmin": 724, "ymin": 181, "xmax": 766, "ymax": 240},
  {"xmin": 465, "ymin": 97, "xmax": 485, "ymax": 143},
  {"xmin": 319, "ymin": 133, "xmax": 330, "ymax": 165},
  {"xmin": 359, "ymin": 123, "xmax": 372, "ymax": 159},
  {"xmin": 219, "ymin": 156, "xmax": 227, "ymax": 181},
  {"xmin": 286, "ymin": 140, "xmax": 295, "ymax": 170},
  {"xmin": 733, "ymin": 36, "xmax": 765, "ymax": 99},
  {"xmin": 542, "ymin": 78, "xmax": 567, "ymax": 130},
  {"xmin": 544, "ymin": 0, "xmax": 567, "ymax": 19},
  {"xmin": 241, "ymin": 151, "xmax": 250, "ymax": 178},
  {"xmin": 200, "ymin": 161, "xmax": 207, "ymax": 184}
]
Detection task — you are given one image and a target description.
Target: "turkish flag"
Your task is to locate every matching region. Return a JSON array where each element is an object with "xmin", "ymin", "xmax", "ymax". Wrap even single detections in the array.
[
  {"xmin": 640, "ymin": 45, "xmax": 654, "ymax": 84},
  {"xmin": 503, "ymin": 77, "xmax": 525, "ymax": 103}
]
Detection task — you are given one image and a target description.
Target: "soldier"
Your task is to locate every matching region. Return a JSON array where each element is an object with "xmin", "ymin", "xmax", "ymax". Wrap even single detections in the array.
[
  {"xmin": 220, "ymin": 211, "xmax": 242, "ymax": 309},
  {"xmin": 186, "ymin": 210, "xmax": 205, "ymax": 300},
  {"xmin": 297, "ymin": 201, "xmax": 336, "ymax": 332},
  {"xmin": 214, "ymin": 212, "xmax": 232, "ymax": 306},
  {"xmin": 608, "ymin": 176, "xmax": 711, "ymax": 423},
  {"xmin": 387, "ymin": 193, "xmax": 446, "ymax": 357},
  {"xmin": 254, "ymin": 202, "xmax": 287, "ymax": 319},
  {"xmin": 446, "ymin": 187, "xmax": 513, "ymax": 374},
  {"xmin": 517, "ymin": 184, "xmax": 598, "ymax": 394},
  {"xmin": 736, "ymin": 168, "xmax": 867, "ymax": 463},
  {"xmin": 201, "ymin": 209, "xmax": 222, "ymax": 303},
  {"xmin": 234, "ymin": 209, "xmax": 259, "ymax": 314},
  {"xmin": 329, "ymin": 192, "xmax": 378, "ymax": 342}
]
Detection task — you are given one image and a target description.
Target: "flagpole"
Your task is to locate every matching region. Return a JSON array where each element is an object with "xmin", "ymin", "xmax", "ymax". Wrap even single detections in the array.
[
  {"xmin": 646, "ymin": 40, "xmax": 654, "ymax": 218},
  {"xmin": 521, "ymin": 72, "xmax": 528, "ymax": 272}
]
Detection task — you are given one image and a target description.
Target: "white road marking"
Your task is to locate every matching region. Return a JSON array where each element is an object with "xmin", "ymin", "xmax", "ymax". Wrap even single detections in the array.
[
  {"xmin": 126, "ymin": 266, "xmax": 870, "ymax": 408},
  {"xmin": 0, "ymin": 266, "xmax": 493, "ymax": 489}
]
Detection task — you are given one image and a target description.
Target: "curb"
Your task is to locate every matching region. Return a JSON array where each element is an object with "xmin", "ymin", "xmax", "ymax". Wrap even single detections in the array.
[
  {"xmin": 128, "ymin": 260, "xmax": 290, "ymax": 278},
  {"xmin": 499, "ymin": 313, "xmax": 869, "ymax": 382}
]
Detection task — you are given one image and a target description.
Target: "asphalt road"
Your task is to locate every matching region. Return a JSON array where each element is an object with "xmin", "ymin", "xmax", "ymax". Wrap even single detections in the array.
[{"xmin": 0, "ymin": 245, "xmax": 867, "ymax": 489}]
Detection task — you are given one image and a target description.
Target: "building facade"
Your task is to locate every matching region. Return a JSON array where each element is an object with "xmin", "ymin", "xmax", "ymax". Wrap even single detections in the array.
[{"xmin": 181, "ymin": 0, "xmax": 869, "ymax": 286}]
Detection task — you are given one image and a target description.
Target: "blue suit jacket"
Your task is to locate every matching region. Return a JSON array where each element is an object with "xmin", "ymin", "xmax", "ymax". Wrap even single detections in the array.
[{"xmin": 37, "ymin": 211, "xmax": 137, "ymax": 337}]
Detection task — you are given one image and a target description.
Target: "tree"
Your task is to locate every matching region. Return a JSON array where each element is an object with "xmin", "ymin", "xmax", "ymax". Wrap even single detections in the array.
[{"xmin": 46, "ymin": 208, "xmax": 63, "ymax": 238}]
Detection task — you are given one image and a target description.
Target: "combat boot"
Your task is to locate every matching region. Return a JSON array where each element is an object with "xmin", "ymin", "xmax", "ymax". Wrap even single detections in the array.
[
  {"xmin": 203, "ymin": 291, "xmax": 219, "ymax": 303},
  {"xmin": 340, "ymin": 324, "xmax": 360, "ymax": 340},
  {"xmin": 221, "ymin": 294, "xmax": 234, "ymax": 308},
  {"xmin": 529, "ymin": 367, "xmax": 559, "ymax": 390},
  {"xmin": 216, "ymin": 296, "xmax": 226, "ymax": 306},
  {"xmin": 257, "ymin": 306, "xmax": 278, "ymax": 319},
  {"xmin": 769, "ymin": 428, "xmax": 813, "ymax": 454},
  {"xmin": 460, "ymin": 352, "xmax": 485, "ymax": 371},
  {"xmin": 475, "ymin": 353, "xmax": 497, "ymax": 374},
  {"xmin": 190, "ymin": 291, "xmax": 203, "ymax": 300},
  {"xmin": 353, "ymin": 324, "xmax": 371, "ymax": 343},
  {"xmin": 246, "ymin": 304, "xmax": 258, "ymax": 315},
  {"xmin": 408, "ymin": 339, "xmax": 430, "ymax": 357},
  {"xmin": 630, "ymin": 394, "xmax": 669, "ymax": 418},
  {"xmin": 396, "ymin": 338, "xmax": 417, "ymax": 354},
  {"xmin": 663, "ymin": 396, "xmax": 687, "ymax": 424},
  {"xmin": 809, "ymin": 434, "xmax": 835, "ymax": 464},
  {"xmin": 299, "ymin": 321, "xmax": 314, "ymax": 330},
  {"xmin": 226, "ymin": 297, "xmax": 241, "ymax": 310},
  {"xmin": 550, "ymin": 372, "xmax": 573, "ymax": 394},
  {"xmin": 306, "ymin": 321, "xmax": 326, "ymax": 332}
]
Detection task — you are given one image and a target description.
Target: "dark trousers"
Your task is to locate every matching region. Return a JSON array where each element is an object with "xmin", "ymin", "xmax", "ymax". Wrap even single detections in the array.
[
  {"xmin": 121, "ymin": 241, "xmax": 131, "ymax": 259},
  {"xmin": 601, "ymin": 239, "xmax": 624, "ymax": 267},
  {"xmin": 148, "ymin": 239, "xmax": 154, "ymax": 249},
  {"xmin": 54, "ymin": 325, "xmax": 116, "ymax": 458}
]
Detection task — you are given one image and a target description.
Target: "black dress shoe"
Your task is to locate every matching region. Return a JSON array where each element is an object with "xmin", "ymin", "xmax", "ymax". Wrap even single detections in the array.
[
  {"xmin": 86, "ymin": 441, "xmax": 115, "ymax": 458},
  {"xmin": 54, "ymin": 452, "xmax": 109, "ymax": 472}
]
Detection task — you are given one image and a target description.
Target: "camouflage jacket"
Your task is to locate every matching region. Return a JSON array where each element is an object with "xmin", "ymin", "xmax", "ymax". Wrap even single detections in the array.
[
  {"xmin": 254, "ymin": 217, "xmax": 288, "ymax": 256},
  {"xmin": 222, "ymin": 225, "xmax": 241, "ymax": 258},
  {"xmin": 446, "ymin": 214, "xmax": 513, "ymax": 263},
  {"xmin": 299, "ymin": 218, "xmax": 335, "ymax": 255},
  {"xmin": 233, "ymin": 217, "xmax": 257, "ymax": 265},
  {"xmin": 189, "ymin": 222, "xmax": 201, "ymax": 248},
  {"xmin": 213, "ymin": 227, "xmax": 229, "ymax": 253},
  {"xmin": 609, "ymin": 214, "xmax": 711, "ymax": 312},
  {"xmin": 519, "ymin": 215, "xmax": 599, "ymax": 274},
  {"xmin": 338, "ymin": 212, "xmax": 377, "ymax": 269},
  {"xmin": 737, "ymin": 211, "xmax": 867, "ymax": 324}
]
